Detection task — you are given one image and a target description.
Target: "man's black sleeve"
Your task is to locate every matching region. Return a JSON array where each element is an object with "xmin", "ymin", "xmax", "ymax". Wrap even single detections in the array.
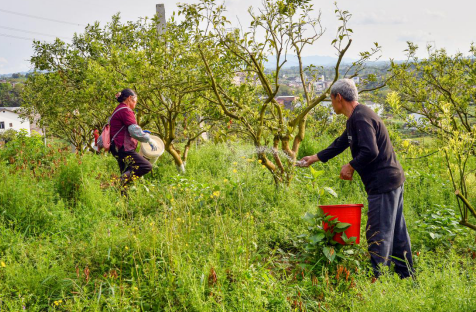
[
  {"xmin": 317, "ymin": 129, "xmax": 350, "ymax": 162},
  {"xmin": 349, "ymin": 120, "xmax": 379, "ymax": 172}
]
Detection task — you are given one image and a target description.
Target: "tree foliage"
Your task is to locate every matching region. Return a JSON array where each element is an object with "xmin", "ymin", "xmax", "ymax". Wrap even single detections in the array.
[
  {"xmin": 388, "ymin": 43, "xmax": 476, "ymax": 231},
  {"xmin": 182, "ymin": 0, "xmax": 382, "ymax": 184},
  {"xmin": 22, "ymin": 14, "xmax": 217, "ymax": 164},
  {"xmin": 0, "ymin": 82, "xmax": 23, "ymax": 107}
]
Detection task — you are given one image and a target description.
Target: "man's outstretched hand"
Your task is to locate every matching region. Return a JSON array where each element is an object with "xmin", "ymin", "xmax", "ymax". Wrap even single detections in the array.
[
  {"xmin": 340, "ymin": 163, "xmax": 355, "ymax": 180},
  {"xmin": 296, "ymin": 155, "xmax": 319, "ymax": 167}
]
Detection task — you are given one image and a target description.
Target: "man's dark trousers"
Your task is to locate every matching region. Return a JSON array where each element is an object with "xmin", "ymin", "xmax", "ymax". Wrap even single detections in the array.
[{"xmin": 366, "ymin": 185, "xmax": 414, "ymax": 278}]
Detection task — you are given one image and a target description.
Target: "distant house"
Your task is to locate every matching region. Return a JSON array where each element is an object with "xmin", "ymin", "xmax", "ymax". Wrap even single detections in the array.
[
  {"xmin": 313, "ymin": 81, "xmax": 326, "ymax": 91},
  {"xmin": 275, "ymin": 96, "xmax": 299, "ymax": 110},
  {"xmin": 0, "ymin": 107, "xmax": 31, "ymax": 135}
]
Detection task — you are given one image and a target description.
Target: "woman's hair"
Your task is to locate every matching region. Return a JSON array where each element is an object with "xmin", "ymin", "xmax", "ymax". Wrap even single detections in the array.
[
  {"xmin": 330, "ymin": 79, "xmax": 358, "ymax": 102},
  {"xmin": 116, "ymin": 88, "xmax": 137, "ymax": 103}
]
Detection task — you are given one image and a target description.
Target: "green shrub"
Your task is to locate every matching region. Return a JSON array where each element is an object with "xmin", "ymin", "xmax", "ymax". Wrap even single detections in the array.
[
  {"xmin": 413, "ymin": 204, "xmax": 464, "ymax": 251},
  {"xmin": 55, "ymin": 157, "xmax": 83, "ymax": 204}
]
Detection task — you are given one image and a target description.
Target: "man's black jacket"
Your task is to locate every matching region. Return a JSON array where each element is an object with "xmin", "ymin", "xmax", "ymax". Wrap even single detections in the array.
[{"xmin": 317, "ymin": 104, "xmax": 405, "ymax": 195}]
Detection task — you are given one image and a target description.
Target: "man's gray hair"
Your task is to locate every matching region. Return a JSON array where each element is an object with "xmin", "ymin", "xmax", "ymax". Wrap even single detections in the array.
[{"xmin": 330, "ymin": 78, "xmax": 358, "ymax": 102}]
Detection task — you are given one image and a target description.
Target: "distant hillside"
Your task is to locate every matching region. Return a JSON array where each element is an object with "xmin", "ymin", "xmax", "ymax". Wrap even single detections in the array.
[
  {"xmin": 264, "ymin": 54, "xmax": 394, "ymax": 69},
  {"xmin": 0, "ymin": 71, "xmax": 31, "ymax": 78},
  {"xmin": 264, "ymin": 54, "xmax": 357, "ymax": 69}
]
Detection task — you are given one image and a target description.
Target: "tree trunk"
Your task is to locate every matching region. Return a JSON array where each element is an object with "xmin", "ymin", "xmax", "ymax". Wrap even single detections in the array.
[{"xmin": 165, "ymin": 140, "xmax": 185, "ymax": 174}]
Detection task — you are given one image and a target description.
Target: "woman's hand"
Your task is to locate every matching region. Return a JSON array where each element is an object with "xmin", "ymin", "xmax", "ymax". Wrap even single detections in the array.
[{"xmin": 149, "ymin": 140, "xmax": 158, "ymax": 152}]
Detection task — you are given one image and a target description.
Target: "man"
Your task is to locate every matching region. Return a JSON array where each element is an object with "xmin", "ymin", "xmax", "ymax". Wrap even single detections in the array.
[{"xmin": 297, "ymin": 79, "xmax": 413, "ymax": 278}]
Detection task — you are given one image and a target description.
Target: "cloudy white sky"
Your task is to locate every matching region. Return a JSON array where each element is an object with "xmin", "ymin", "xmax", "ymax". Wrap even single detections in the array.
[{"xmin": 0, "ymin": 0, "xmax": 474, "ymax": 74}]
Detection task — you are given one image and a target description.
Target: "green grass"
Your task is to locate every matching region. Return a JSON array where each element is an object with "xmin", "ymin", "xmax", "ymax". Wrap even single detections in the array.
[{"xmin": 0, "ymin": 136, "xmax": 475, "ymax": 311}]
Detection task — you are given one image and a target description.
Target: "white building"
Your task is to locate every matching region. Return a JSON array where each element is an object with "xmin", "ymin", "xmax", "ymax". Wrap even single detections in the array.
[
  {"xmin": 363, "ymin": 101, "xmax": 383, "ymax": 116},
  {"xmin": 0, "ymin": 107, "xmax": 31, "ymax": 135}
]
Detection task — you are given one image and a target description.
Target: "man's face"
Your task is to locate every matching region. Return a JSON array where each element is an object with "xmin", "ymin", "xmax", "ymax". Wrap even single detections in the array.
[{"xmin": 331, "ymin": 94, "xmax": 343, "ymax": 115}]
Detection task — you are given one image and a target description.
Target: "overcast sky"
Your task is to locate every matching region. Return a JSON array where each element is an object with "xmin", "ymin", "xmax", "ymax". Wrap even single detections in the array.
[{"xmin": 0, "ymin": 0, "xmax": 474, "ymax": 74}]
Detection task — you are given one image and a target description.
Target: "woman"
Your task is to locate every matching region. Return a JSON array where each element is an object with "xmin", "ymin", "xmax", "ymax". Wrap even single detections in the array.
[{"xmin": 109, "ymin": 88, "xmax": 158, "ymax": 194}]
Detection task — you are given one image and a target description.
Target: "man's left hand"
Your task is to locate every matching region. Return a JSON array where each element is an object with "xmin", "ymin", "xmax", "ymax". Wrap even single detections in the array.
[{"xmin": 340, "ymin": 163, "xmax": 354, "ymax": 180}]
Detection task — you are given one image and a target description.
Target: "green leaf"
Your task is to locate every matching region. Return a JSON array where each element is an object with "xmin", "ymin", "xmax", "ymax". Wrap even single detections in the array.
[
  {"xmin": 390, "ymin": 255, "xmax": 405, "ymax": 262},
  {"xmin": 335, "ymin": 222, "xmax": 351, "ymax": 229},
  {"xmin": 309, "ymin": 233, "xmax": 325, "ymax": 244},
  {"xmin": 319, "ymin": 188, "xmax": 325, "ymax": 196},
  {"xmin": 302, "ymin": 212, "xmax": 315, "ymax": 224},
  {"xmin": 309, "ymin": 166, "xmax": 325, "ymax": 179},
  {"xmin": 323, "ymin": 187, "xmax": 338, "ymax": 197},
  {"xmin": 323, "ymin": 246, "xmax": 336, "ymax": 262},
  {"xmin": 341, "ymin": 232, "xmax": 357, "ymax": 244}
]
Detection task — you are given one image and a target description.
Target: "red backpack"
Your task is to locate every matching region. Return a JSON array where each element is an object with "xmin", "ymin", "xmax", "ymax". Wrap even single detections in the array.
[{"xmin": 97, "ymin": 107, "xmax": 128, "ymax": 152}]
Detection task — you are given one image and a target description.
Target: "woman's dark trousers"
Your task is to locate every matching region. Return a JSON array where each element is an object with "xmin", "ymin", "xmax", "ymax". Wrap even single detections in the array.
[{"xmin": 110, "ymin": 142, "xmax": 152, "ymax": 186}]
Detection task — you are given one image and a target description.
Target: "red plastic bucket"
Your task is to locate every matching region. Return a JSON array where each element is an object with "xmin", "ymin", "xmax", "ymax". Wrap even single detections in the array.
[{"xmin": 319, "ymin": 204, "xmax": 364, "ymax": 245}]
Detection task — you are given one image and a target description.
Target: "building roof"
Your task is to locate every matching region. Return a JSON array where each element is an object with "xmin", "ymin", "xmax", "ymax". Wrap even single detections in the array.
[
  {"xmin": 0, "ymin": 107, "xmax": 23, "ymax": 114},
  {"xmin": 275, "ymin": 96, "xmax": 299, "ymax": 99}
]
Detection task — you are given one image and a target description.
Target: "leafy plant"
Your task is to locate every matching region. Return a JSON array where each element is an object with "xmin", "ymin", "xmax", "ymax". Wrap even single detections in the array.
[
  {"xmin": 298, "ymin": 166, "xmax": 338, "ymax": 205},
  {"xmin": 55, "ymin": 158, "xmax": 83, "ymax": 204},
  {"xmin": 299, "ymin": 207, "xmax": 356, "ymax": 266},
  {"xmin": 0, "ymin": 129, "xmax": 46, "ymax": 168},
  {"xmin": 413, "ymin": 205, "xmax": 464, "ymax": 250}
]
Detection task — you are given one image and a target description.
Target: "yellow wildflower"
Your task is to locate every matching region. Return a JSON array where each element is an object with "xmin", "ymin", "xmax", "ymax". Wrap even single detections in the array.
[
  {"xmin": 125, "ymin": 246, "xmax": 129, "ymax": 250},
  {"xmin": 0, "ymin": 261, "xmax": 5, "ymax": 268},
  {"xmin": 133, "ymin": 286, "xmax": 138, "ymax": 291},
  {"xmin": 233, "ymin": 162, "xmax": 238, "ymax": 165},
  {"xmin": 258, "ymin": 159, "xmax": 262, "ymax": 163},
  {"xmin": 240, "ymin": 156, "xmax": 246, "ymax": 159},
  {"xmin": 233, "ymin": 169, "xmax": 238, "ymax": 173},
  {"xmin": 213, "ymin": 191, "xmax": 220, "ymax": 197},
  {"xmin": 262, "ymin": 165, "xmax": 266, "ymax": 169},
  {"xmin": 223, "ymin": 179, "xmax": 228, "ymax": 183}
]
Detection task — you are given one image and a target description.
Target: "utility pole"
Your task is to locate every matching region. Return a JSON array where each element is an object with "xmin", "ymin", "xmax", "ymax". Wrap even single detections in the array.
[{"xmin": 156, "ymin": 4, "xmax": 165, "ymax": 35}]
